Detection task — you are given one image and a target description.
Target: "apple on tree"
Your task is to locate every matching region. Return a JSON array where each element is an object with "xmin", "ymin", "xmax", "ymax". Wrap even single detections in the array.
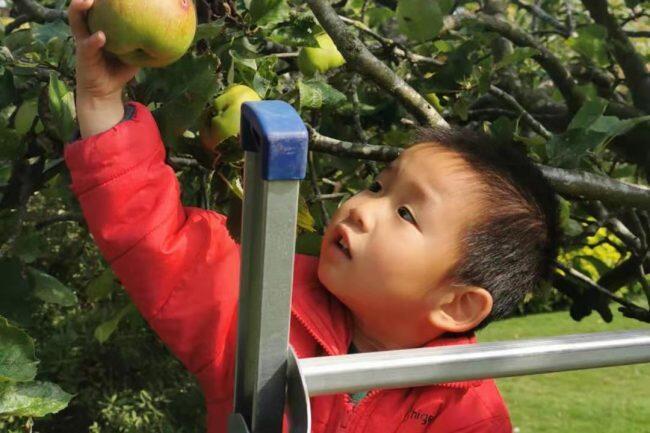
[
  {"xmin": 88, "ymin": 0, "xmax": 197, "ymax": 68},
  {"xmin": 298, "ymin": 32, "xmax": 346, "ymax": 76},
  {"xmin": 200, "ymin": 85, "xmax": 261, "ymax": 153}
]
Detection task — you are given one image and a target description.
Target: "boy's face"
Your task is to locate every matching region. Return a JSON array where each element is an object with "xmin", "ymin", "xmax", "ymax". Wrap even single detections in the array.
[{"xmin": 317, "ymin": 144, "xmax": 484, "ymax": 339}]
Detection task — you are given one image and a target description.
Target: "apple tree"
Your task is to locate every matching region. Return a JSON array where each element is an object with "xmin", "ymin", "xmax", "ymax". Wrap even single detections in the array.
[{"xmin": 0, "ymin": 0, "xmax": 649, "ymax": 431}]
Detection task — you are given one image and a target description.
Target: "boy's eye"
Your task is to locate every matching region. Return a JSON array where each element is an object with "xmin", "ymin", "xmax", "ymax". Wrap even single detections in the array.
[
  {"xmin": 368, "ymin": 181, "xmax": 382, "ymax": 193},
  {"xmin": 398, "ymin": 206, "xmax": 416, "ymax": 224}
]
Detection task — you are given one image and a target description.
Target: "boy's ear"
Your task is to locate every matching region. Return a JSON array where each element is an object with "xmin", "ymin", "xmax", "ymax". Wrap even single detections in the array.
[{"xmin": 428, "ymin": 286, "xmax": 493, "ymax": 333}]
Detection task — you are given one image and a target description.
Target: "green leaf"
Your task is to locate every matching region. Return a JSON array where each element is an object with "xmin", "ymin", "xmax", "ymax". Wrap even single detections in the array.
[
  {"xmin": 14, "ymin": 99, "xmax": 38, "ymax": 136},
  {"xmin": 94, "ymin": 304, "xmax": 136, "ymax": 344},
  {"xmin": 0, "ymin": 381, "xmax": 72, "ymax": 417},
  {"xmin": 490, "ymin": 116, "xmax": 515, "ymax": 143},
  {"xmin": 545, "ymin": 128, "xmax": 599, "ymax": 169},
  {"xmin": 298, "ymin": 195, "xmax": 315, "ymax": 232},
  {"xmin": 268, "ymin": 15, "xmax": 319, "ymax": 48},
  {"xmin": 47, "ymin": 72, "xmax": 76, "ymax": 142},
  {"xmin": 397, "ymin": 0, "xmax": 451, "ymax": 42},
  {"xmin": 249, "ymin": 0, "xmax": 290, "ymax": 26},
  {"xmin": 31, "ymin": 21, "xmax": 69, "ymax": 59},
  {"xmin": 495, "ymin": 47, "xmax": 538, "ymax": 69},
  {"xmin": 0, "ymin": 316, "xmax": 38, "ymax": 382},
  {"xmin": 452, "ymin": 98, "xmax": 470, "ymax": 121},
  {"xmin": 13, "ymin": 231, "xmax": 45, "ymax": 264},
  {"xmin": 146, "ymin": 55, "xmax": 220, "ymax": 149},
  {"xmin": 86, "ymin": 268, "xmax": 116, "ymax": 302},
  {"xmin": 366, "ymin": 6, "xmax": 395, "ymax": 28},
  {"xmin": 296, "ymin": 232, "xmax": 323, "ymax": 256},
  {"xmin": 27, "ymin": 267, "xmax": 77, "ymax": 307},
  {"xmin": 548, "ymin": 98, "xmax": 650, "ymax": 168},
  {"xmin": 0, "ymin": 259, "xmax": 33, "ymax": 326},
  {"xmin": 428, "ymin": 41, "xmax": 478, "ymax": 91},
  {"xmin": 567, "ymin": 98, "xmax": 607, "ymax": 131},
  {"xmin": 0, "ymin": 117, "xmax": 24, "ymax": 160},
  {"xmin": 193, "ymin": 20, "xmax": 227, "ymax": 42},
  {"xmin": 298, "ymin": 78, "xmax": 346, "ymax": 110},
  {"xmin": 568, "ymin": 25, "xmax": 609, "ymax": 67},
  {"xmin": 0, "ymin": 70, "xmax": 16, "ymax": 110},
  {"xmin": 224, "ymin": 176, "xmax": 243, "ymax": 200}
]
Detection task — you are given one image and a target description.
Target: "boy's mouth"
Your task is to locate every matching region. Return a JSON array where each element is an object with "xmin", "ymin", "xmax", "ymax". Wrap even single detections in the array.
[
  {"xmin": 336, "ymin": 237, "xmax": 352, "ymax": 259},
  {"xmin": 333, "ymin": 226, "xmax": 352, "ymax": 259}
]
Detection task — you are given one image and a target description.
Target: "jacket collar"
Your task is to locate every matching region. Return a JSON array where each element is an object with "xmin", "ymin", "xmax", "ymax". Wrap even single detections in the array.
[{"xmin": 291, "ymin": 254, "xmax": 483, "ymax": 389}]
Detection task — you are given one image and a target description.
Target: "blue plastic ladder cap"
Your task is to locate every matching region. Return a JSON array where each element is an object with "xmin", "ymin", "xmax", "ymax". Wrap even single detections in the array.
[{"xmin": 240, "ymin": 101, "xmax": 309, "ymax": 181}]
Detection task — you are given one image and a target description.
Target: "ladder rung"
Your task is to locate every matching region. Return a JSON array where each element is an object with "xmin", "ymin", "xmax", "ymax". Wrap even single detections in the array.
[{"xmin": 298, "ymin": 330, "xmax": 650, "ymax": 396}]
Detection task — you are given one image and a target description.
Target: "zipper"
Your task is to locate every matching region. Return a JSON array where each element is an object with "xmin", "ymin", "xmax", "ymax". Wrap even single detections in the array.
[
  {"xmin": 342, "ymin": 389, "xmax": 383, "ymax": 432},
  {"xmin": 291, "ymin": 308, "xmax": 337, "ymax": 356},
  {"xmin": 292, "ymin": 308, "xmax": 385, "ymax": 433}
]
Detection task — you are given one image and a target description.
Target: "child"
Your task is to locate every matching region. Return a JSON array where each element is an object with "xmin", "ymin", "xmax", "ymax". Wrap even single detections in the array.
[{"xmin": 66, "ymin": 1, "xmax": 560, "ymax": 432}]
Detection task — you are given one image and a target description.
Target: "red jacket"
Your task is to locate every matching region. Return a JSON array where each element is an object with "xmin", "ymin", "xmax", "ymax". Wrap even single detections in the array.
[{"xmin": 65, "ymin": 102, "xmax": 512, "ymax": 433}]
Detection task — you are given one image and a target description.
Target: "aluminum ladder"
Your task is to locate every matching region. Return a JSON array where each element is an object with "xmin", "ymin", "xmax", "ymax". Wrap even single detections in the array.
[{"xmin": 228, "ymin": 100, "xmax": 650, "ymax": 433}]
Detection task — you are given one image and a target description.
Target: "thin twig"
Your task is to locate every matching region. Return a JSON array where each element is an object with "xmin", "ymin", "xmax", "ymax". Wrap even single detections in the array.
[
  {"xmin": 308, "ymin": 152, "xmax": 330, "ymax": 227},
  {"xmin": 512, "ymin": 0, "xmax": 571, "ymax": 36},
  {"xmin": 564, "ymin": 0, "xmax": 575, "ymax": 34},
  {"xmin": 489, "ymin": 85, "xmax": 552, "ymax": 139}
]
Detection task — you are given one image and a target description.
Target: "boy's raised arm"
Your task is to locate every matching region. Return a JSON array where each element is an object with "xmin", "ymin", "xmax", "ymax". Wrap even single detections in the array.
[{"xmin": 65, "ymin": 0, "xmax": 240, "ymax": 403}]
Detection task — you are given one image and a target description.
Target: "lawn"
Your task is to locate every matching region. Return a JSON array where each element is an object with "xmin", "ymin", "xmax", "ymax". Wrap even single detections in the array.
[{"xmin": 477, "ymin": 309, "xmax": 650, "ymax": 433}]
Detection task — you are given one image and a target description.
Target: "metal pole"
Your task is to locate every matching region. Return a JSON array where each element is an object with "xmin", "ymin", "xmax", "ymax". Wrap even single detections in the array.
[
  {"xmin": 299, "ymin": 330, "xmax": 650, "ymax": 396},
  {"xmin": 232, "ymin": 101, "xmax": 308, "ymax": 433}
]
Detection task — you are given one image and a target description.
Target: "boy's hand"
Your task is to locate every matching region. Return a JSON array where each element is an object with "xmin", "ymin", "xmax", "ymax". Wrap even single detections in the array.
[{"xmin": 69, "ymin": 0, "xmax": 140, "ymax": 138}]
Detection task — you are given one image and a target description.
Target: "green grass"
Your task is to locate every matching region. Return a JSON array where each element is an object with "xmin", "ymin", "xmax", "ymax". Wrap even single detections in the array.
[{"xmin": 477, "ymin": 309, "xmax": 650, "ymax": 433}]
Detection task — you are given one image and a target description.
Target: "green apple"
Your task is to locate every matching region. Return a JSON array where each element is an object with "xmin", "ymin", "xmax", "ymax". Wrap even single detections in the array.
[
  {"xmin": 88, "ymin": 0, "xmax": 197, "ymax": 68},
  {"xmin": 298, "ymin": 33, "xmax": 346, "ymax": 76},
  {"xmin": 200, "ymin": 85, "xmax": 261, "ymax": 153}
]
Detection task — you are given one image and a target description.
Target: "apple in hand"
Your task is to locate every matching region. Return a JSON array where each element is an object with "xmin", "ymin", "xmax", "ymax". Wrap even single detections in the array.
[
  {"xmin": 200, "ymin": 85, "xmax": 261, "ymax": 153},
  {"xmin": 88, "ymin": 0, "xmax": 197, "ymax": 68},
  {"xmin": 298, "ymin": 32, "xmax": 346, "ymax": 76}
]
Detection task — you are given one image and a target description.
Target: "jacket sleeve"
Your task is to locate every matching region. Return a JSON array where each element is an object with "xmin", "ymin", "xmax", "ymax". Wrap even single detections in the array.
[{"xmin": 64, "ymin": 101, "xmax": 240, "ymax": 401}]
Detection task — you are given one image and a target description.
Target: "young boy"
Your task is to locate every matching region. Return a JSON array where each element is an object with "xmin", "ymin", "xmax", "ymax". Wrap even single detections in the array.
[{"xmin": 65, "ymin": 1, "xmax": 560, "ymax": 432}]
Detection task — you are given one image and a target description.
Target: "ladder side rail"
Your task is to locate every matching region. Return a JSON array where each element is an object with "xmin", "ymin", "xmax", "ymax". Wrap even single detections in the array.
[{"xmin": 232, "ymin": 101, "xmax": 308, "ymax": 433}]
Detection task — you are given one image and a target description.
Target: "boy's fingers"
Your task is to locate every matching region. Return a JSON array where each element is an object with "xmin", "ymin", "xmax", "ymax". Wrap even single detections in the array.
[
  {"xmin": 78, "ymin": 31, "xmax": 105, "ymax": 60},
  {"xmin": 68, "ymin": 0, "xmax": 94, "ymax": 39}
]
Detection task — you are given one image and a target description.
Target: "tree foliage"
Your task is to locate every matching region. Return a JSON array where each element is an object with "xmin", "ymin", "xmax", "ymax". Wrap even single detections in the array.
[{"xmin": 0, "ymin": 0, "xmax": 648, "ymax": 430}]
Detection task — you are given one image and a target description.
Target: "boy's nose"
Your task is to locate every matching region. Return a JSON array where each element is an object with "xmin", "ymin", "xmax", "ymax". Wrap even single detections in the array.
[{"xmin": 348, "ymin": 204, "xmax": 373, "ymax": 232}]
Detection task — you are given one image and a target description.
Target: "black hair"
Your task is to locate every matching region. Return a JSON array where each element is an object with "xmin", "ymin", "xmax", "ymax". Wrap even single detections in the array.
[{"xmin": 410, "ymin": 127, "xmax": 561, "ymax": 329}]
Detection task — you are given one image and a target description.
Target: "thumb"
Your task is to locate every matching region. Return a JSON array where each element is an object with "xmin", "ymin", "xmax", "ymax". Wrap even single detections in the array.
[{"xmin": 87, "ymin": 31, "xmax": 106, "ymax": 49}]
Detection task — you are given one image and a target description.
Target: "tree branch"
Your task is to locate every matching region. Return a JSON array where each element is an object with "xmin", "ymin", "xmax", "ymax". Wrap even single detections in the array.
[
  {"xmin": 512, "ymin": 0, "xmax": 571, "ymax": 37},
  {"xmin": 308, "ymin": 129, "xmax": 650, "ymax": 210},
  {"xmin": 338, "ymin": 15, "xmax": 443, "ymax": 66},
  {"xmin": 448, "ymin": 11, "xmax": 584, "ymax": 114},
  {"xmin": 581, "ymin": 0, "xmax": 650, "ymax": 113},
  {"xmin": 8, "ymin": 0, "xmax": 68, "ymax": 34},
  {"xmin": 625, "ymin": 30, "xmax": 650, "ymax": 38},
  {"xmin": 305, "ymin": 0, "xmax": 448, "ymax": 128},
  {"xmin": 554, "ymin": 260, "xmax": 650, "ymax": 322},
  {"xmin": 34, "ymin": 214, "xmax": 84, "ymax": 230}
]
